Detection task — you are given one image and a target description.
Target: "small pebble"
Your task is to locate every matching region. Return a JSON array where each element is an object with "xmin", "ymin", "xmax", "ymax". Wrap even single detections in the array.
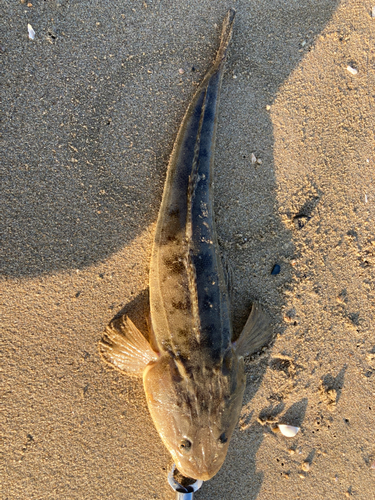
[
  {"xmin": 347, "ymin": 65, "xmax": 358, "ymax": 75},
  {"xmin": 271, "ymin": 264, "xmax": 281, "ymax": 275},
  {"xmin": 178, "ymin": 68, "xmax": 184, "ymax": 74},
  {"xmin": 27, "ymin": 23, "xmax": 35, "ymax": 39},
  {"xmin": 301, "ymin": 461, "xmax": 310, "ymax": 472},
  {"xmin": 370, "ymin": 461, "xmax": 375, "ymax": 470},
  {"xmin": 266, "ymin": 105, "xmax": 271, "ymax": 111},
  {"xmin": 278, "ymin": 424, "xmax": 300, "ymax": 437}
]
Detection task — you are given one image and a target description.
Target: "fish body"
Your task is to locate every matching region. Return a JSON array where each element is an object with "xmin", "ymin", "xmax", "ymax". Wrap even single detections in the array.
[{"xmin": 100, "ymin": 9, "xmax": 272, "ymax": 482}]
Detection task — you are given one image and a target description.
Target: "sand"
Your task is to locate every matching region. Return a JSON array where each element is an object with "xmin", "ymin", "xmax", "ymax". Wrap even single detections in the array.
[{"xmin": 1, "ymin": 0, "xmax": 374, "ymax": 498}]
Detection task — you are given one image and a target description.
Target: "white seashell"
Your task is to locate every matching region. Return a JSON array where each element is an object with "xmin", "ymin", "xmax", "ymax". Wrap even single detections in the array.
[
  {"xmin": 278, "ymin": 424, "xmax": 300, "ymax": 437},
  {"xmin": 251, "ymin": 153, "xmax": 257, "ymax": 164},
  {"xmin": 347, "ymin": 65, "xmax": 358, "ymax": 75},
  {"xmin": 27, "ymin": 24, "xmax": 35, "ymax": 40}
]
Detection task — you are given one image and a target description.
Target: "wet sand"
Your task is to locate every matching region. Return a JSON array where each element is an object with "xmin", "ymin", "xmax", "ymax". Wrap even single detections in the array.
[{"xmin": 1, "ymin": 1, "xmax": 374, "ymax": 498}]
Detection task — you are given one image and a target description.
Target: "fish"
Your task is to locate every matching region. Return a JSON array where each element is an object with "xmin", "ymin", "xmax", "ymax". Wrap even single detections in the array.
[{"xmin": 100, "ymin": 9, "xmax": 272, "ymax": 482}]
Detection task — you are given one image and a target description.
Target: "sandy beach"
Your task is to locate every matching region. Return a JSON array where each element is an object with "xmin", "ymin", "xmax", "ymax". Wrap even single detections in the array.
[{"xmin": 2, "ymin": 0, "xmax": 374, "ymax": 498}]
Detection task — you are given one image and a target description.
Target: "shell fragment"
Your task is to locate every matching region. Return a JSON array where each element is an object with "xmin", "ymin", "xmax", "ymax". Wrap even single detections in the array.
[
  {"xmin": 278, "ymin": 424, "xmax": 300, "ymax": 437},
  {"xmin": 27, "ymin": 24, "xmax": 35, "ymax": 40},
  {"xmin": 346, "ymin": 65, "xmax": 358, "ymax": 75}
]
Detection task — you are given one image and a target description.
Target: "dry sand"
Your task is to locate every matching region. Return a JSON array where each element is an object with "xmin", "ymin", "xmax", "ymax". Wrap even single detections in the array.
[{"xmin": 1, "ymin": 0, "xmax": 374, "ymax": 498}]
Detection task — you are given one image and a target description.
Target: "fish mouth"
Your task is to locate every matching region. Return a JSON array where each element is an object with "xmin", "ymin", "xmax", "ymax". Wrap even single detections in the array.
[
  {"xmin": 175, "ymin": 457, "xmax": 223, "ymax": 481},
  {"xmin": 194, "ymin": 470, "xmax": 216, "ymax": 481}
]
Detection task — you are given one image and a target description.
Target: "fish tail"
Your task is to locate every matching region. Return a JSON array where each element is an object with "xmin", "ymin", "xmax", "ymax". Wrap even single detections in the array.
[{"xmin": 215, "ymin": 8, "xmax": 236, "ymax": 66}]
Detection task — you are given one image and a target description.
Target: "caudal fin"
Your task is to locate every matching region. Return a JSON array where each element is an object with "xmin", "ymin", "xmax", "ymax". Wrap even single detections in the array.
[{"xmin": 215, "ymin": 9, "xmax": 236, "ymax": 66}]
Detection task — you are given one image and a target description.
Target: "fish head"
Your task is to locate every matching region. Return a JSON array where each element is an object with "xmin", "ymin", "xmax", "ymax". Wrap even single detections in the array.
[{"xmin": 143, "ymin": 350, "xmax": 246, "ymax": 480}]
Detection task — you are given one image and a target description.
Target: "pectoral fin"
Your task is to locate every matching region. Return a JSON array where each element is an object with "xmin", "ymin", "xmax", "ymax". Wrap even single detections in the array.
[
  {"xmin": 234, "ymin": 302, "xmax": 273, "ymax": 358},
  {"xmin": 100, "ymin": 315, "xmax": 158, "ymax": 376}
]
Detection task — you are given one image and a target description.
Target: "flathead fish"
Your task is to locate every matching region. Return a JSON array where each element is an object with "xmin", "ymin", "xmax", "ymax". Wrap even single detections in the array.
[{"xmin": 100, "ymin": 9, "xmax": 272, "ymax": 481}]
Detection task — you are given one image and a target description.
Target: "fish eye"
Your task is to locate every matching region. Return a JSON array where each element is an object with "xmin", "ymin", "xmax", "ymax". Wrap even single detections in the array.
[
  {"xmin": 179, "ymin": 438, "xmax": 192, "ymax": 452},
  {"xmin": 218, "ymin": 433, "xmax": 228, "ymax": 445}
]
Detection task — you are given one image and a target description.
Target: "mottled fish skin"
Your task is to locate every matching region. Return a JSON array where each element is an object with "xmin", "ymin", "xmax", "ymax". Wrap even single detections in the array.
[
  {"xmin": 149, "ymin": 28, "xmax": 233, "ymax": 370},
  {"xmin": 100, "ymin": 9, "xmax": 272, "ymax": 483}
]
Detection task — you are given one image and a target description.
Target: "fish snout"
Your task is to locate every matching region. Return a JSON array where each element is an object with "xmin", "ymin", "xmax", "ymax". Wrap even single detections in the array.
[{"xmin": 175, "ymin": 447, "xmax": 225, "ymax": 481}]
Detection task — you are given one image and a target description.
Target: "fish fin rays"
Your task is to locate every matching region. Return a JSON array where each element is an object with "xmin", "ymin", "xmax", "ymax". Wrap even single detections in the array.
[
  {"xmin": 234, "ymin": 302, "xmax": 273, "ymax": 358},
  {"xmin": 99, "ymin": 315, "xmax": 158, "ymax": 377}
]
